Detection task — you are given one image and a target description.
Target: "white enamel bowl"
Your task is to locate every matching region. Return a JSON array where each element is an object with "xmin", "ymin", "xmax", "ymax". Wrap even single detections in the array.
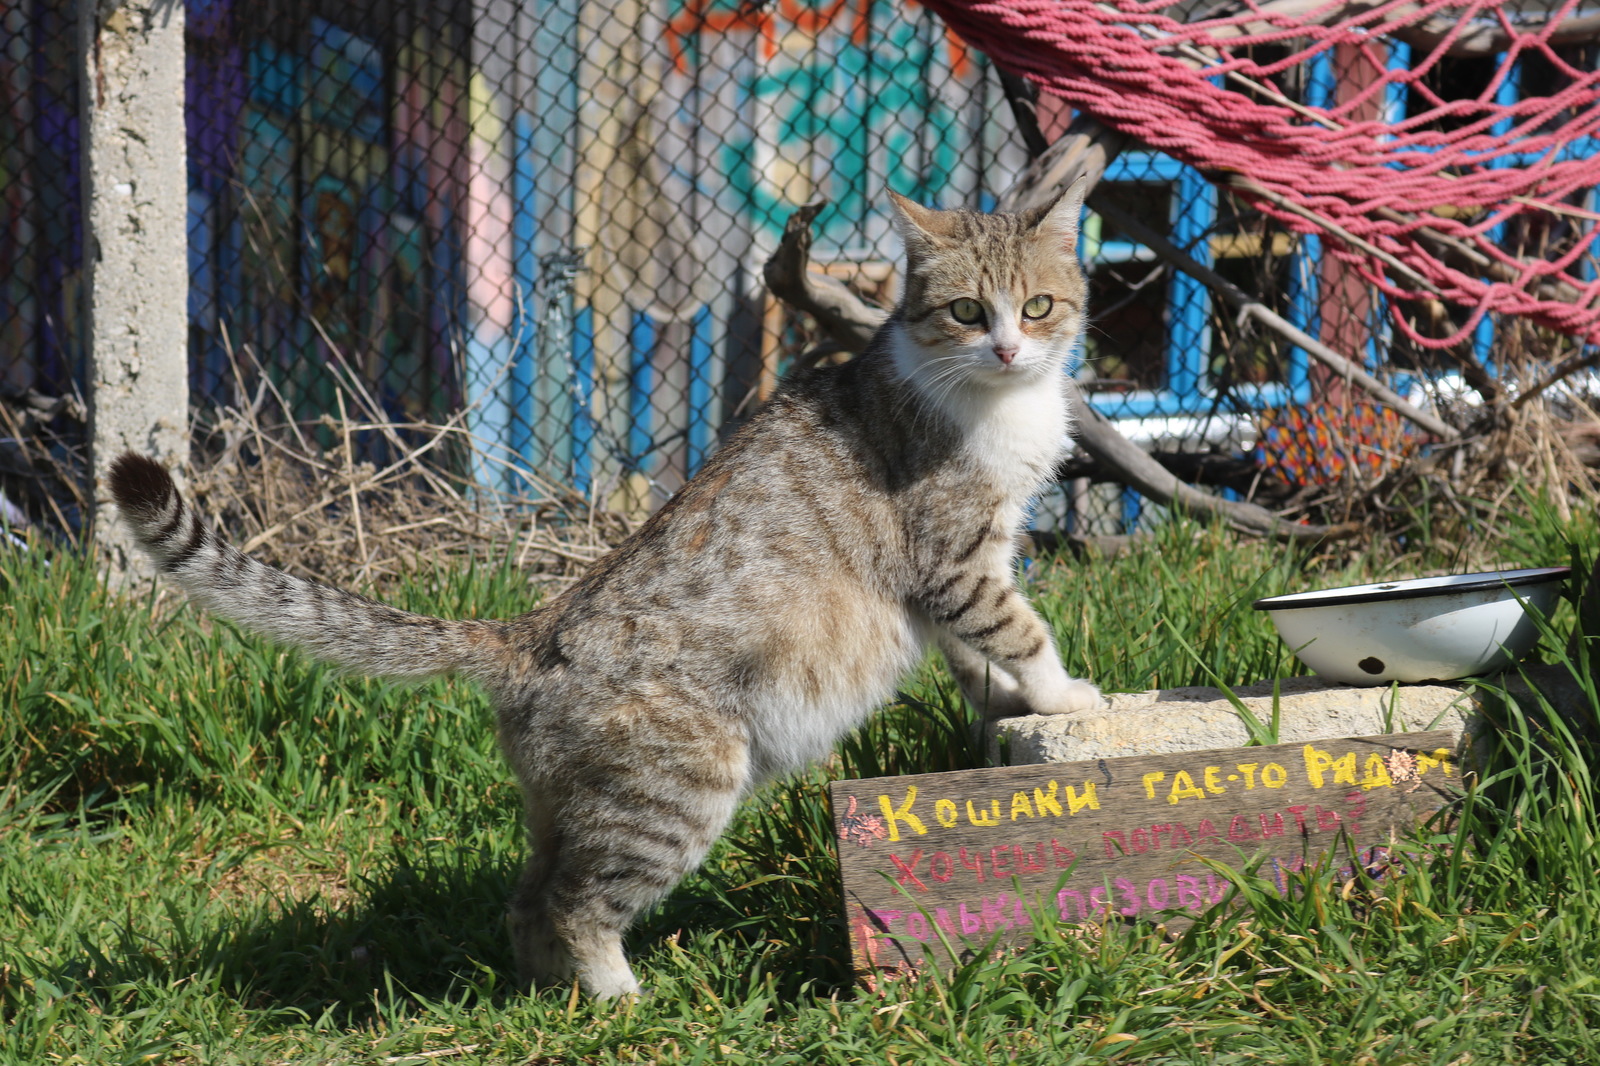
[{"xmin": 1252, "ymin": 567, "xmax": 1569, "ymax": 686}]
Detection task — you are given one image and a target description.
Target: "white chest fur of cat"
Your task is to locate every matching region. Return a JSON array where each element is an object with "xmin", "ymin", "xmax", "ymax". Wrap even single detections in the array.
[{"xmin": 109, "ymin": 181, "xmax": 1102, "ymax": 1000}]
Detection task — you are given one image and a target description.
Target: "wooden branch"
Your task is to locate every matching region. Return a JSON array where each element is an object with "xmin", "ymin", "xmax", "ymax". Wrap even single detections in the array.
[
  {"xmin": 761, "ymin": 201, "xmax": 886, "ymax": 352},
  {"xmin": 1514, "ymin": 347, "xmax": 1600, "ymax": 411},
  {"xmin": 998, "ymin": 113, "xmax": 1129, "ymax": 213},
  {"xmin": 1373, "ymin": 202, "xmax": 1585, "ymax": 308},
  {"xmin": 1069, "ymin": 394, "xmax": 1357, "ymax": 540},
  {"xmin": 1223, "ymin": 174, "xmax": 1441, "ymax": 295},
  {"xmin": 762, "ymin": 199, "xmax": 1349, "ymax": 541},
  {"xmin": 1055, "ymin": 448, "xmax": 1301, "ymax": 506}
]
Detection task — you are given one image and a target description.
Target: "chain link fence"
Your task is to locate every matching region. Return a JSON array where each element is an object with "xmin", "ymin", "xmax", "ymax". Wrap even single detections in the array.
[{"xmin": 3, "ymin": 0, "xmax": 1598, "ymax": 541}]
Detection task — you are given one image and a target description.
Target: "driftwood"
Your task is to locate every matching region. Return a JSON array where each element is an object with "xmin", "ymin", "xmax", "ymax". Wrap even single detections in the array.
[
  {"xmin": 760, "ymin": 201, "xmax": 1349, "ymax": 541},
  {"xmin": 1068, "ymin": 396, "xmax": 1359, "ymax": 539},
  {"xmin": 998, "ymin": 112, "xmax": 1128, "ymax": 214},
  {"xmin": 762, "ymin": 202, "xmax": 885, "ymax": 351},
  {"xmin": 1055, "ymin": 448, "xmax": 1299, "ymax": 507}
]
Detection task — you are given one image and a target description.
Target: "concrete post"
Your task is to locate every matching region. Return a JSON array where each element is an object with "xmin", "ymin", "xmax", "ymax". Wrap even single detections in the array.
[{"xmin": 79, "ymin": 0, "xmax": 189, "ymax": 578}]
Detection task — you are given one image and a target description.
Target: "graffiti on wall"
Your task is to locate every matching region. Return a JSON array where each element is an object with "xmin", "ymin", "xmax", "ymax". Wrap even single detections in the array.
[
  {"xmin": 665, "ymin": 0, "xmax": 989, "ymax": 248},
  {"xmin": 3, "ymin": 0, "xmax": 1015, "ymax": 503}
]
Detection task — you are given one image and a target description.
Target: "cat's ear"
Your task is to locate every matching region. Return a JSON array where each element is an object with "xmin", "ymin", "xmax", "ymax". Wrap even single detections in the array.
[
  {"xmin": 887, "ymin": 190, "xmax": 945, "ymax": 260},
  {"xmin": 1033, "ymin": 175, "xmax": 1089, "ymax": 249}
]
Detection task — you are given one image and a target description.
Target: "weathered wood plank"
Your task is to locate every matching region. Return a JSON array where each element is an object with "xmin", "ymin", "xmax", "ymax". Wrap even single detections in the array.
[{"xmin": 830, "ymin": 731, "xmax": 1461, "ymax": 974}]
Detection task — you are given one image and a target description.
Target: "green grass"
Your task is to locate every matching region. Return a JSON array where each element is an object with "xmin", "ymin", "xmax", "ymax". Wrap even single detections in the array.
[{"xmin": 2, "ymin": 506, "xmax": 1598, "ymax": 1064}]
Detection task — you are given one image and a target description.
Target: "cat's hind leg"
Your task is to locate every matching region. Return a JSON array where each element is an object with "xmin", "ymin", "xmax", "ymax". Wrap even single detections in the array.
[
  {"xmin": 507, "ymin": 795, "xmax": 576, "ymax": 988},
  {"xmin": 515, "ymin": 704, "xmax": 750, "ymax": 999}
]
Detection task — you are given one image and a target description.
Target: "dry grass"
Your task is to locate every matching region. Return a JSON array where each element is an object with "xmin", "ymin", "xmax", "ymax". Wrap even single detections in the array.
[
  {"xmin": 181, "ymin": 343, "xmax": 638, "ymax": 592},
  {"xmin": 1252, "ymin": 319, "xmax": 1600, "ymax": 560},
  {"xmin": 2, "ymin": 343, "xmax": 638, "ymax": 594}
]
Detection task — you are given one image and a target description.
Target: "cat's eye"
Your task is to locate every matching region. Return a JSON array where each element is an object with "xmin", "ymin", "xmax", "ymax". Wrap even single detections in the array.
[
  {"xmin": 949, "ymin": 298, "xmax": 985, "ymax": 325},
  {"xmin": 1023, "ymin": 295, "xmax": 1054, "ymax": 319}
]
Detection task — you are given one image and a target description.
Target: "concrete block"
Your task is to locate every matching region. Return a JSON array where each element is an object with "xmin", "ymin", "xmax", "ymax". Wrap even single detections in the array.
[{"xmin": 991, "ymin": 665, "xmax": 1588, "ymax": 765}]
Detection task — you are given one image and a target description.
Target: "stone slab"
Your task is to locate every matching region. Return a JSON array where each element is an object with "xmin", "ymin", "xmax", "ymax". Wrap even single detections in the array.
[{"xmin": 990, "ymin": 665, "xmax": 1587, "ymax": 765}]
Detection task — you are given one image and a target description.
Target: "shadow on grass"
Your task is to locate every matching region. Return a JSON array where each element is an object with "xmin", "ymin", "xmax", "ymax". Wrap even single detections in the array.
[{"xmin": 63, "ymin": 839, "xmax": 845, "ymax": 1028}]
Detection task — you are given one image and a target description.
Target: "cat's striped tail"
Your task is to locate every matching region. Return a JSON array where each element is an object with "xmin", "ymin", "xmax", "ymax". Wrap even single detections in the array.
[{"xmin": 108, "ymin": 452, "xmax": 512, "ymax": 685}]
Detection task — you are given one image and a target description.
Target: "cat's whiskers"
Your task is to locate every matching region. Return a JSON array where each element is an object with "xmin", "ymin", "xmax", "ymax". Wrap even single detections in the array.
[{"xmin": 892, "ymin": 351, "xmax": 975, "ymax": 431}]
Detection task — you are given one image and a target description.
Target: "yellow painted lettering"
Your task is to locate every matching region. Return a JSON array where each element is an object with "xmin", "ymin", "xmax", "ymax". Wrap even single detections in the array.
[
  {"xmin": 879, "ymin": 787, "xmax": 927, "ymax": 842},
  {"xmin": 934, "ymin": 799, "xmax": 959, "ymax": 828},
  {"xmin": 1303, "ymin": 745, "xmax": 1357, "ymax": 789},
  {"xmin": 1034, "ymin": 781, "xmax": 1064, "ymax": 818},
  {"xmin": 1064, "ymin": 781, "xmax": 1100, "ymax": 814},
  {"xmin": 1236, "ymin": 763, "xmax": 1259, "ymax": 789},
  {"xmin": 967, "ymin": 800, "xmax": 1000, "ymax": 827},
  {"xmin": 1010, "ymin": 792, "xmax": 1036, "ymax": 820},
  {"xmin": 1142, "ymin": 771, "xmax": 1166, "ymax": 799},
  {"xmin": 1360, "ymin": 753, "xmax": 1393, "ymax": 790},
  {"xmin": 1417, "ymin": 748, "xmax": 1454, "ymax": 777},
  {"xmin": 1261, "ymin": 762, "xmax": 1288, "ymax": 788},
  {"xmin": 1204, "ymin": 766, "xmax": 1227, "ymax": 795},
  {"xmin": 1167, "ymin": 771, "xmax": 1206, "ymax": 805}
]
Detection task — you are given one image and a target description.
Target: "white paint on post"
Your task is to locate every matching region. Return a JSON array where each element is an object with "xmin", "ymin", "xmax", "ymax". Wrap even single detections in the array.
[{"xmin": 80, "ymin": 0, "xmax": 190, "ymax": 578}]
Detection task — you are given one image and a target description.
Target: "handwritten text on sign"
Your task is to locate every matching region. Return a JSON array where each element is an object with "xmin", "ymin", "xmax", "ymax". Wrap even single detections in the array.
[{"xmin": 829, "ymin": 732, "xmax": 1459, "ymax": 973}]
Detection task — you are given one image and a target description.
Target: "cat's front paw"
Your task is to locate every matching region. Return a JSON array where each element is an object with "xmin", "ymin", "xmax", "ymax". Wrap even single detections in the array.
[{"xmin": 1028, "ymin": 678, "xmax": 1105, "ymax": 716}]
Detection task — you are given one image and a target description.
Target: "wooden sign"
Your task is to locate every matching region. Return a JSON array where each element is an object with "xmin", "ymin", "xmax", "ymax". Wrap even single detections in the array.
[{"xmin": 830, "ymin": 731, "xmax": 1461, "ymax": 973}]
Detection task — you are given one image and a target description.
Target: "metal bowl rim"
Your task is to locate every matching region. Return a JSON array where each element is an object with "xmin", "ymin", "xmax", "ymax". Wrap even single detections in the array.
[{"xmin": 1252, "ymin": 566, "xmax": 1571, "ymax": 612}]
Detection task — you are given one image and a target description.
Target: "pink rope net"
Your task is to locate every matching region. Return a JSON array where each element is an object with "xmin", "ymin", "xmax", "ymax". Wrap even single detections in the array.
[{"xmin": 922, "ymin": 0, "xmax": 1600, "ymax": 348}]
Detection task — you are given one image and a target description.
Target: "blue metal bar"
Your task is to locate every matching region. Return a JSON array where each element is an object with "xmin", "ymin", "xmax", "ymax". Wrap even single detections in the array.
[
  {"xmin": 571, "ymin": 306, "xmax": 595, "ymax": 496},
  {"xmin": 688, "ymin": 304, "xmax": 716, "ymax": 476},
  {"xmin": 1475, "ymin": 55, "xmax": 1521, "ymax": 369},
  {"xmin": 1278, "ymin": 48, "xmax": 1337, "ymax": 403},
  {"xmin": 1285, "ymin": 236, "xmax": 1319, "ymax": 403},
  {"xmin": 511, "ymin": 111, "xmax": 539, "ymax": 481},
  {"xmin": 1384, "ymin": 41, "xmax": 1412, "ymax": 124},
  {"xmin": 1167, "ymin": 165, "xmax": 1215, "ymax": 400},
  {"xmin": 1587, "ymin": 180, "xmax": 1599, "ymax": 286},
  {"xmin": 629, "ymin": 310, "xmax": 655, "ymax": 472}
]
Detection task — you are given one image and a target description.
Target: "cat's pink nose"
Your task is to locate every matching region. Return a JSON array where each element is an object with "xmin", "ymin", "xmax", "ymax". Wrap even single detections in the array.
[{"xmin": 994, "ymin": 345, "xmax": 1018, "ymax": 365}]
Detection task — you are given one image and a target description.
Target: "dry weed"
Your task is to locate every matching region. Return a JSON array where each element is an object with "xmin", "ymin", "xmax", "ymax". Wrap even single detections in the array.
[{"xmin": 2, "ymin": 344, "xmax": 635, "ymax": 594}]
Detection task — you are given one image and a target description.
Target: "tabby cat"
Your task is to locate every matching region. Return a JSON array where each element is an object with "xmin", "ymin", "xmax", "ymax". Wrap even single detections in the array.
[{"xmin": 109, "ymin": 184, "xmax": 1102, "ymax": 999}]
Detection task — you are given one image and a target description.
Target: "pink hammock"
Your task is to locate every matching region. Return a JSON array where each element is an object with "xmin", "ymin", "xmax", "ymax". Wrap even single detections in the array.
[{"xmin": 922, "ymin": 0, "xmax": 1600, "ymax": 349}]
